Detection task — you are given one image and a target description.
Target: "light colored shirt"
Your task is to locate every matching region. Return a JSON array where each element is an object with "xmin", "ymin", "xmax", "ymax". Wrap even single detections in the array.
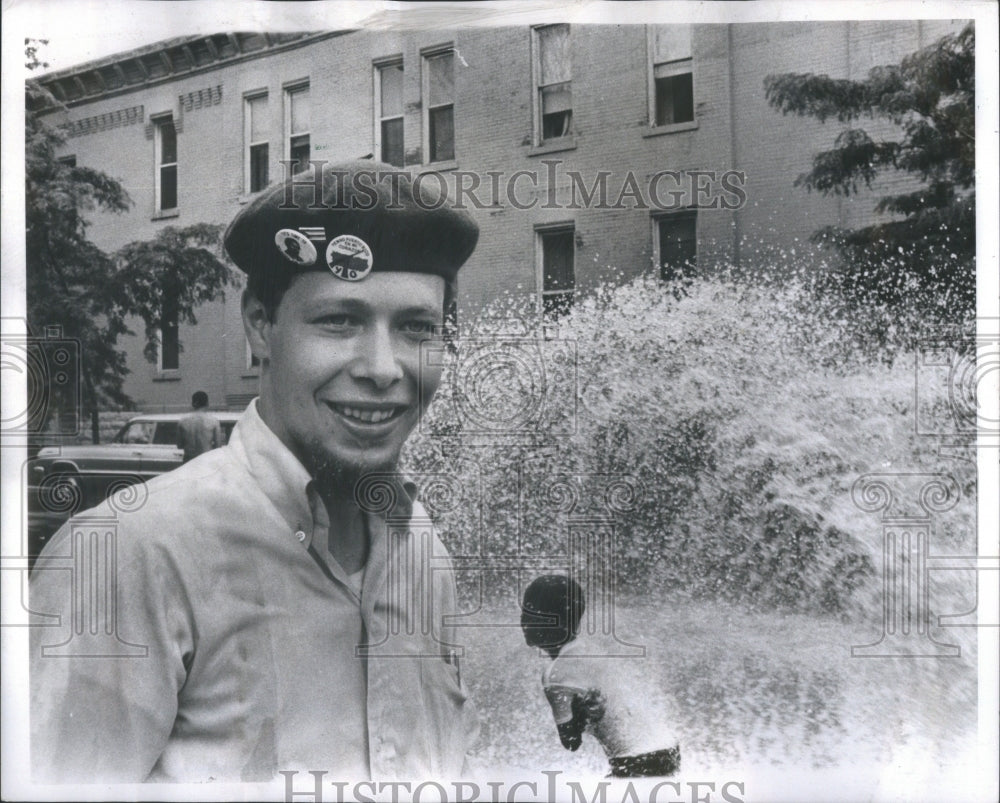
[
  {"xmin": 30, "ymin": 400, "xmax": 478, "ymax": 783},
  {"xmin": 543, "ymin": 635, "xmax": 678, "ymax": 759},
  {"xmin": 176, "ymin": 409, "xmax": 223, "ymax": 462}
]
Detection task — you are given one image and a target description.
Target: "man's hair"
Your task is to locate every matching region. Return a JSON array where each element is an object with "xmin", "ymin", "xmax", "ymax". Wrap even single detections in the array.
[
  {"xmin": 191, "ymin": 391, "xmax": 209, "ymax": 409},
  {"xmin": 522, "ymin": 574, "xmax": 586, "ymax": 634}
]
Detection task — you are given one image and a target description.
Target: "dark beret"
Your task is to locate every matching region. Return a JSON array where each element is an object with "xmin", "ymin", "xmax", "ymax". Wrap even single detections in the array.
[{"xmin": 224, "ymin": 159, "xmax": 478, "ymax": 285}]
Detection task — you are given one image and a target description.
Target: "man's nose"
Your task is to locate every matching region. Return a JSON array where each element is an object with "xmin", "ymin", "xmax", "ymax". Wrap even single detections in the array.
[{"xmin": 350, "ymin": 324, "xmax": 404, "ymax": 389}]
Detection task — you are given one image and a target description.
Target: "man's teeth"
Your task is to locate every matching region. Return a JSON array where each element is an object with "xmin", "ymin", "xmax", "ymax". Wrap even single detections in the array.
[{"xmin": 337, "ymin": 406, "xmax": 397, "ymax": 423}]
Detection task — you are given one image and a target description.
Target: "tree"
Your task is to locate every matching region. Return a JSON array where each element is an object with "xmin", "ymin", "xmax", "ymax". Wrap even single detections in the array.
[
  {"xmin": 26, "ymin": 66, "xmax": 237, "ymax": 441},
  {"xmin": 764, "ymin": 23, "xmax": 974, "ymax": 318}
]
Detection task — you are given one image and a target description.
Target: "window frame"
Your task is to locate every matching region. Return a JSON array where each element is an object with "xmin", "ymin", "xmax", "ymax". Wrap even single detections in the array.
[
  {"xmin": 153, "ymin": 114, "xmax": 178, "ymax": 214},
  {"xmin": 646, "ymin": 24, "xmax": 697, "ymax": 133},
  {"xmin": 245, "ymin": 338, "xmax": 260, "ymax": 374},
  {"xmin": 535, "ymin": 223, "xmax": 576, "ymax": 317},
  {"xmin": 157, "ymin": 291, "xmax": 180, "ymax": 374},
  {"xmin": 652, "ymin": 210, "xmax": 698, "ymax": 282},
  {"xmin": 531, "ymin": 24, "xmax": 574, "ymax": 147},
  {"xmin": 283, "ymin": 80, "xmax": 310, "ymax": 177},
  {"xmin": 244, "ymin": 90, "xmax": 270, "ymax": 194},
  {"xmin": 421, "ymin": 45, "xmax": 456, "ymax": 165},
  {"xmin": 374, "ymin": 58, "xmax": 405, "ymax": 167}
]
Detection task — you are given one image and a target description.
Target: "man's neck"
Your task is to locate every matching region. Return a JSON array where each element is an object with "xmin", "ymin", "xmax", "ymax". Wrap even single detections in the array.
[{"xmin": 315, "ymin": 484, "xmax": 369, "ymax": 575}]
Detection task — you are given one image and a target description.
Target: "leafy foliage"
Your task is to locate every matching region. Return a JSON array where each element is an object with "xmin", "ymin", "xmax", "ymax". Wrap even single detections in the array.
[
  {"xmin": 25, "ymin": 79, "xmax": 237, "ymax": 439},
  {"xmin": 764, "ymin": 23, "xmax": 974, "ymax": 318},
  {"xmin": 115, "ymin": 225, "xmax": 238, "ymax": 363}
]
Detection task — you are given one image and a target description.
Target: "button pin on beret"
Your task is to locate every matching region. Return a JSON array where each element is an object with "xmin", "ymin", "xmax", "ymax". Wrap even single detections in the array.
[
  {"xmin": 274, "ymin": 229, "xmax": 318, "ymax": 267},
  {"xmin": 224, "ymin": 159, "xmax": 479, "ymax": 286},
  {"xmin": 326, "ymin": 235, "xmax": 373, "ymax": 281}
]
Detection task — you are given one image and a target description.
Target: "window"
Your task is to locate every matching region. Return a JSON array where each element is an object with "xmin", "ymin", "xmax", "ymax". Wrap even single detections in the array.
[
  {"xmin": 423, "ymin": 50, "xmax": 455, "ymax": 163},
  {"xmin": 159, "ymin": 292, "xmax": 180, "ymax": 371},
  {"xmin": 153, "ymin": 422, "xmax": 179, "ymax": 445},
  {"xmin": 534, "ymin": 24, "xmax": 572, "ymax": 142},
  {"xmin": 284, "ymin": 84, "xmax": 310, "ymax": 176},
  {"xmin": 649, "ymin": 25, "xmax": 694, "ymax": 126},
  {"xmin": 537, "ymin": 226, "xmax": 575, "ymax": 317},
  {"xmin": 154, "ymin": 116, "xmax": 178, "ymax": 212},
  {"xmin": 655, "ymin": 212, "xmax": 697, "ymax": 281},
  {"xmin": 376, "ymin": 61, "xmax": 404, "ymax": 167},
  {"xmin": 246, "ymin": 338, "xmax": 260, "ymax": 371},
  {"xmin": 245, "ymin": 92, "xmax": 269, "ymax": 193}
]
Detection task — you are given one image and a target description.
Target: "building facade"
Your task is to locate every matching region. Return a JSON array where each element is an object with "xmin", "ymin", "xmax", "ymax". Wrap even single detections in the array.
[{"xmin": 32, "ymin": 21, "xmax": 965, "ymax": 413}]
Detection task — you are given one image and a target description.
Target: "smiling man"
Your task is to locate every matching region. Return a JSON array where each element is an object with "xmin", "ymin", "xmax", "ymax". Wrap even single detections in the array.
[{"xmin": 30, "ymin": 161, "xmax": 480, "ymax": 783}]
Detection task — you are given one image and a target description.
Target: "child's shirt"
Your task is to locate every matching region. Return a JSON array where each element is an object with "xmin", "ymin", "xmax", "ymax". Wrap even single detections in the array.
[{"xmin": 542, "ymin": 634, "xmax": 678, "ymax": 759}]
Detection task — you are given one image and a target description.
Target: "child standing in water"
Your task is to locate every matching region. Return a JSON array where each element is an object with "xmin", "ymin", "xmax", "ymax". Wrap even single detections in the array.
[{"xmin": 521, "ymin": 574, "xmax": 681, "ymax": 777}]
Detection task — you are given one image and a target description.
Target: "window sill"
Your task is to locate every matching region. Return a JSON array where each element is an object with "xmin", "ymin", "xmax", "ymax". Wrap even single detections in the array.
[
  {"xmin": 152, "ymin": 209, "xmax": 180, "ymax": 221},
  {"xmin": 241, "ymin": 372, "xmax": 260, "ymax": 379},
  {"xmin": 153, "ymin": 371, "xmax": 181, "ymax": 382},
  {"xmin": 417, "ymin": 160, "xmax": 458, "ymax": 174},
  {"xmin": 528, "ymin": 137, "xmax": 577, "ymax": 157},
  {"xmin": 643, "ymin": 121, "xmax": 699, "ymax": 138}
]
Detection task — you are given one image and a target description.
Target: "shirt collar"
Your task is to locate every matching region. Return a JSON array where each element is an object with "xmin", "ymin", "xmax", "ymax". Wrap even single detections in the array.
[
  {"xmin": 228, "ymin": 398, "xmax": 420, "ymax": 535},
  {"xmin": 228, "ymin": 399, "xmax": 315, "ymax": 535}
]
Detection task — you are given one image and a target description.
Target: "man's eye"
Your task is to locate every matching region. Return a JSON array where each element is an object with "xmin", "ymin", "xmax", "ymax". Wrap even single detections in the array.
[
  {"xmin": 401, "ymin": 320, "xmax": 437, "ymax": 336},
  {"xmin": 315, "ymin": 314, "xmax": 357, "ymax": 327}
]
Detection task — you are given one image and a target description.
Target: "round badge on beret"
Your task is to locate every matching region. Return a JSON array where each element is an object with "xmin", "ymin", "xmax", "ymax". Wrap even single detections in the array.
[
  {"xmin": 326, "ymin": 235, "xmax": 374, "ymax": 281},
  {"xmin": 275, "ymin": 229, "xmax": 317, "ymax": 267}
]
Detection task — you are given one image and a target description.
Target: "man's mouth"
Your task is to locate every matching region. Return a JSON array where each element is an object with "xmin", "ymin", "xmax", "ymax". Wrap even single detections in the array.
[{"xmin": 326, "ymin": 402, "xmax": 408, "ymax": 425}]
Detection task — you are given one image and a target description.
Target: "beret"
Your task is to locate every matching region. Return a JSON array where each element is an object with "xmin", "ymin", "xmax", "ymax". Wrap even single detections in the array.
[{"xmin": 224, "ymin": 159, "xmax": 478, "ymax": 285}]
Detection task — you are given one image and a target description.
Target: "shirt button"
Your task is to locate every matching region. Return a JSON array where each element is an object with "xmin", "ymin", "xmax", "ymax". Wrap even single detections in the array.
[{"xmin": 295, "ymin": 530, "xmax": 306, "ymax": 543}]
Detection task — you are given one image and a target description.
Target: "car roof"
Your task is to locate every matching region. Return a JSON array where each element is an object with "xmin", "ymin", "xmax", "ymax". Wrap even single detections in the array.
[{"xmin": 126, "ymin": 411, "xmax": 242, "ymax": 423}]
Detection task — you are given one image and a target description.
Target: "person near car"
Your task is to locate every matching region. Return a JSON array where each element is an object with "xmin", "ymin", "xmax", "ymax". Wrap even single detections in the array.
[
  {"xmin": 176, "ymin": 390, "xmax": 224, "ymax": 462},
  {"xmin": 30, "ymin": 160, "xmax": 480, "ymax": 783}
]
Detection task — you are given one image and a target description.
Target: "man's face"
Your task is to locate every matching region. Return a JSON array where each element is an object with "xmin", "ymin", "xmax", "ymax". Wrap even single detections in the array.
[{"xmin": 247, "ymin": 271, "xmax": 445, "ymax": 483}]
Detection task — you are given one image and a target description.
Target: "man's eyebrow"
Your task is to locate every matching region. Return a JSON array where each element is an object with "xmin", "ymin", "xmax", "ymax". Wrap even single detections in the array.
[
  {"xmin": 302, "ymin": 297, "xmax": 371, "ymax": 315},
  {"xmin": 396, "ymin": 304, "xmax": 442, "ymax": 318}
]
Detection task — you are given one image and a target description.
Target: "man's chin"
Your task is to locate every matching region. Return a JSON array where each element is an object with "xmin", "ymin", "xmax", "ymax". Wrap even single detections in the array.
[{"xmin": 308, "ymin": 446, "xmax": 402, "ymax": 497}]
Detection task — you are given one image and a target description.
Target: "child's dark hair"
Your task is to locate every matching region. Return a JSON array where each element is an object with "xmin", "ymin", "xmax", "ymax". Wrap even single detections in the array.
[{"xmin": 522, "ymin": 574, "xmax": 585, "ymax": 635}]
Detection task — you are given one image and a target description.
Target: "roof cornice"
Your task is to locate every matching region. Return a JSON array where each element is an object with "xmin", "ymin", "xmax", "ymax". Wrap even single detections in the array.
[{"xmin": 30, "ymin": 31, "xmax": 351, "ymax": 111}]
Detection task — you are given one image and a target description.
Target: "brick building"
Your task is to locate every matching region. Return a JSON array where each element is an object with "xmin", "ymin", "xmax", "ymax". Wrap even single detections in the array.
[{"xmin": 31, "ymin": 20, "xmax": 965, "ymax": 413}]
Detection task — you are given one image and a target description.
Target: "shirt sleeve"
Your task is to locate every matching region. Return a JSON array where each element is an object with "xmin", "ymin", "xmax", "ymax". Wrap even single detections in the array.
[{"xmin": 29, "ymin": 517, "xmax": 195, "ymax": 783}]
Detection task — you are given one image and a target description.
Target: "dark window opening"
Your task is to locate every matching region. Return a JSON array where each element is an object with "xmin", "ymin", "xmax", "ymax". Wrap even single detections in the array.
[
  {"xmin": 429, "ymin": 106, "xmax": 454, "ymax": 162},
  {"xmin": 381, "ymin": 118, "xmax": 404, "ymax": 167},
  {"xmin": 655, "ymin": 72, "xmax": 694, "ymax": 126},
  {"xmin": 290, "ymin": 134, "xmax": 310, "ymax": 175},
  {"xmin": 161, "ymin": 294, "xmax": 180, "ymax": 370},
  {"xmin": 157, "ymin": 119, "xmax": 178, "ymax": 211},
  {"xmin": 250, "ymin": 143, "xmax": 269, "ymax": 191},
  {"xmin": 540, "ymin": 228, "xmax": 575, "ymax": 317},
  {"xmin": 657, "ymin": 213, "xmax": 697, "ymax": 282}
]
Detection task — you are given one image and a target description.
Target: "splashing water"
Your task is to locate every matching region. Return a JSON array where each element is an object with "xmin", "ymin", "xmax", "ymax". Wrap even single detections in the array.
[{"xmin": 403, "ymin": 263, "xmax": 978, "ymax": 790}]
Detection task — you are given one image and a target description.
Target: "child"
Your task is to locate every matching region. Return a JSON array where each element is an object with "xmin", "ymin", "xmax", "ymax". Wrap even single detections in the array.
[{"xmin": 520, "ymin": 574, "xmax": 681, "ymax": 778}]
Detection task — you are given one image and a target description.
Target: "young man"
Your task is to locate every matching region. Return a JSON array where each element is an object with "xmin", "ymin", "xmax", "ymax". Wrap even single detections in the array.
[
  {"xmin": 176, "ymin": 390, "xmax": 223, "ymax": 462},
  {"xmin": 521, "ymin": 575, "xmax": 682, "ymax": 778},
  {"xmin": 30, "ymin": 160, "xmax": 479, "ymax": 783}
]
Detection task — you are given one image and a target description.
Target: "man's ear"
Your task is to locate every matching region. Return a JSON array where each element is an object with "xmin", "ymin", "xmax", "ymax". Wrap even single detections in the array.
[{"xmin": 242, "ymin": 290, "xmax": 272, "ymax": 365}]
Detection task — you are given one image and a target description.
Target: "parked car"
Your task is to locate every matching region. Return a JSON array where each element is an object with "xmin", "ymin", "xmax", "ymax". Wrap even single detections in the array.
[{"xmin": 27, "ymin": 412, "xmax": 241, "ymax": 559}]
